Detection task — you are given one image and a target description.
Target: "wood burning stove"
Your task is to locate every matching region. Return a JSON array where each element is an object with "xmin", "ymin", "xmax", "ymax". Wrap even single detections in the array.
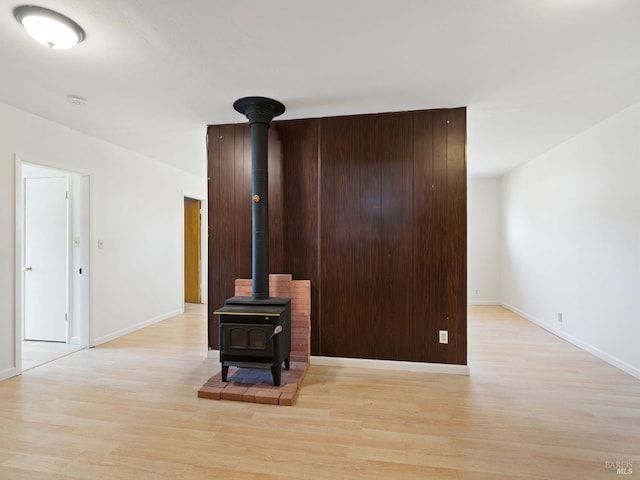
[
  {"xmin": 215, "ymin": 96, "xmax": 290, "ymax": 386},
  {"xmin": 216, "ymin": 297, "xmax": 291, "ymax": 386}
]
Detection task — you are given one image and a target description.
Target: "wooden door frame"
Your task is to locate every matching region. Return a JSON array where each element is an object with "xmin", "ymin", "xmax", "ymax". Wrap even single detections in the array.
[{"xmin": 182, "ymin": 193, "xmax": 207, "ymax": 305}]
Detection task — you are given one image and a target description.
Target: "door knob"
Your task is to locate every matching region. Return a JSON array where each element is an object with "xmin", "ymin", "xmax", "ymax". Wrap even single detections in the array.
[{"xmin": 24, "ymin": 266, "xmax": 32, "ymax": 272}]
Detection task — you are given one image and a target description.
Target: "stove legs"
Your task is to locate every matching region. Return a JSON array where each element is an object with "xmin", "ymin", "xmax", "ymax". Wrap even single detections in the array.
[
  {"xmin": 221, "ymin": 359, "xmax": 289, "ymax": 387},
  {"xmin": 271, "ymin": 357, "xmax": 290, "ymax": 386},
  {"xmin": 271, "ymin": 364, "xmax": 282, "ymax": 386}
]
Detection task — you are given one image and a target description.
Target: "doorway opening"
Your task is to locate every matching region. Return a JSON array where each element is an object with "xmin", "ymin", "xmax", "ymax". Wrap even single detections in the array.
[
  {"xmin": 17, "ymin": 162, "xmax": 91, "ymax": 371},
  {"xmin": 184, "ymin": 196, "xmax": 202, "ymax": 304}
]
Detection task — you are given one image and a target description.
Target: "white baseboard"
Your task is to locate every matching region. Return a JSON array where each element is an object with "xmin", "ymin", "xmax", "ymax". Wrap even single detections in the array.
[
  {"xmin": 69, "ymin": 336, "xmax": 81, "ymax": 345},
  {"xmin": 208, "ymin": 349, "xmax": 469, "ymax": 375},
  {"xmin": 311, "ymin": 356, "xmax": 469, "ymax": 375},
  {"xmin": 94, "ymin": 309, "xmax": 183, "ymax": 346},
  {"xmin": 468, "ymin": 300, "xmax": 501, "ymax": 306},
  {"xmin": 502, "ymin": 302, "xmax": 640, "ymax": 381},
  {"xmin": 0, "ymin": 366, "xmax": 20, "ymax": 382}
]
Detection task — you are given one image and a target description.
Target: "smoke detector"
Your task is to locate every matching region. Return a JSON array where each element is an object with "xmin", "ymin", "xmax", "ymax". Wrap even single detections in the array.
[{"xmin": 66, "ymin": 94, "xmax": 87, "ymax": 106}]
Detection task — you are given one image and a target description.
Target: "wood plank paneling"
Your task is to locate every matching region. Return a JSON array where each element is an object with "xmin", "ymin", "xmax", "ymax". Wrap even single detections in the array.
[
  {"xmin": 207, "ymin": 108, "xmax": 467, "ymax": 364},
  {"xmin": 377, "ymin": 113, "xmax": 414, "ymax": 360},
  {"xmin": 446, "ymin": 108, "xmax": 467, "ymax": 364},
  {"xmin": 320, "ymin": 114, "xmax": 381, "ymax": 358},
  {"xmin": 268, "ymin": 128, "xmax": 285, "ymax": 273},
  {"xmin": 319, "ymin": 113, "xmax": 416, "ymax": 360},
  {"xmin": 207, "ymin": 124, "xmax": 252, "ymax": 349},
  {"xmin": 206, "ymin": 125, "xmax": 221, "ymax": 349},
  {"xmin": 430, "ymin": 110, "xmax": 452, "ymax": 364},
  {"xmin": 234, "ymin": 125, "xmax": 251, "ymax": 281},
  {"xmin": 412, "ymin": 110, "xmax": 435, "ymax": 362},
  {"xmin": 275, "ymin": 120, "xmax": 321, "ymax": 354}
]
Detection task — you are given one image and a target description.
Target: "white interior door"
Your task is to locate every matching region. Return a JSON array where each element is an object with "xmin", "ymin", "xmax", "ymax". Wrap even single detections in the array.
[{"xmin": 24, "ymin": 177, "xmax": 68, "ymax": 342}]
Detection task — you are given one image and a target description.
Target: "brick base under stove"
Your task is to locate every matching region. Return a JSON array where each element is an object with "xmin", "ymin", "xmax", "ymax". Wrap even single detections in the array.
[
  {"xmin": 198, "ymin": 361, "xmax": 309, "ymax": 406},
  {"xmin": 199, "ymin": 274, "xmax": 310, "ymax": 406}
]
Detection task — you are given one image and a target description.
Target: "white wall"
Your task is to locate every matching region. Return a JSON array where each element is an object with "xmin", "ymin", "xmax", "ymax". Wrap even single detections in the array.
[
  {"xmin": 0, "ymin": 101, "xmax": 206, "ymax": 380},
  {"xmin": 70, "ymin": 173, "xmax": 90, "ymax": 345},
  {"xmin": 467, "ymin": 177, "xmax": 501, "ymax": 304},
  {"xmin": 501, "ymin": 101, "xmax": 640, "ymax": 379}
]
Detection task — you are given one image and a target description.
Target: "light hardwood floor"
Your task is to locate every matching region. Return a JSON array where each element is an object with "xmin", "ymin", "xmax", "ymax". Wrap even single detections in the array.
[
  {"xmin": 0, "ymin": 304, "xmax": 638, "ymax": 479},
  {"xmin": 22, "ymin": 341, "xmax": 83, "ymax": 371}
]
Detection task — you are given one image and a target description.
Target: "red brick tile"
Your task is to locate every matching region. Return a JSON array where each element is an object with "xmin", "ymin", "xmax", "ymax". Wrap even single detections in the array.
[
  {"xmin": 198, "ymin": 386, "xmax": 223, "ymax": 400},
  {"xmin": 205, "ymin": 379, "xmax": 227, "ymax": 388},
  {"xmin": 221, "ymin": 386, "xmax": 248, "ymax": 401},
  {"xmin": 254, "ymin": 389, "xmax": 281, "ymax": 405},
  {"xmin": 279, "ymin": 392, "xmax": 296, "ymax": 406},
  {"xmin": 243, "ymin": 387, "xmax": 262, "ymax": 403}
]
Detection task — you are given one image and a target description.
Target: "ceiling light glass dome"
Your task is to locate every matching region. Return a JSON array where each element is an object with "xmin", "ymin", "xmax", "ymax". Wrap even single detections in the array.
[{"xmin": 14, "ymin": 5, "xmax": 85, "ymax": 49}]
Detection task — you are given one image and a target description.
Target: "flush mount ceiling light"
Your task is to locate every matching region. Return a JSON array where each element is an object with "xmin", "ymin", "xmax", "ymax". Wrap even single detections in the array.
[{"xmin": 13, "ymin": 5, "xmax": 85, "ymax": 49}]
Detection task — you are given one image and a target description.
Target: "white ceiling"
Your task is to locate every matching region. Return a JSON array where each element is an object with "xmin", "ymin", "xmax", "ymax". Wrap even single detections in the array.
[{"xmin": 1, "ymin": 0, "xmax": 639, "ymax": 178}]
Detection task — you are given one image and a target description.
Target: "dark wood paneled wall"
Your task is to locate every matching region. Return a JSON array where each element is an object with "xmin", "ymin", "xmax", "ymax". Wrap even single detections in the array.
[{"xmin": 208, "ymin": 108, "xmax": 467, "ymax": 365}]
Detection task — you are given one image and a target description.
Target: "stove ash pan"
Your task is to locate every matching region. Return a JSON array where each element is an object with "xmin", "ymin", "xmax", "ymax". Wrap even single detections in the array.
[{"xmin": 215, "ymin": 296, "xmax": 291, "ymax": 386}]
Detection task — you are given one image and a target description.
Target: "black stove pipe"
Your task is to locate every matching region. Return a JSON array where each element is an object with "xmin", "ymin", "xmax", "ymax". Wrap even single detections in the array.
[{"xmin": 233, "ymin": 97, "xmax": 285, "ymax": 300}]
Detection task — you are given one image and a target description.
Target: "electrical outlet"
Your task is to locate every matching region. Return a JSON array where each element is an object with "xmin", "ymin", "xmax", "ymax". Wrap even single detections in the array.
[
  {"xmin": 474, "ymin": 289, "xmax": 479, "ymax": 295},
  {"xmin": 439, "ymin": 330, "xmax": 448, "ymax": 344},
  {"xmin": 97, "ymin": 240, "xmax": 104, "ymax": 249},
  {"xmin": 558, "ymin": 312, "xmax": 563, "ymax": 323}
]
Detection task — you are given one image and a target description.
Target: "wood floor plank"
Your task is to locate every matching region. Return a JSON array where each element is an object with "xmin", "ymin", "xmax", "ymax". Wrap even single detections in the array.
[{"xmin": 0, "ymin": 304, "xmax": 638, "ymax": 479}]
